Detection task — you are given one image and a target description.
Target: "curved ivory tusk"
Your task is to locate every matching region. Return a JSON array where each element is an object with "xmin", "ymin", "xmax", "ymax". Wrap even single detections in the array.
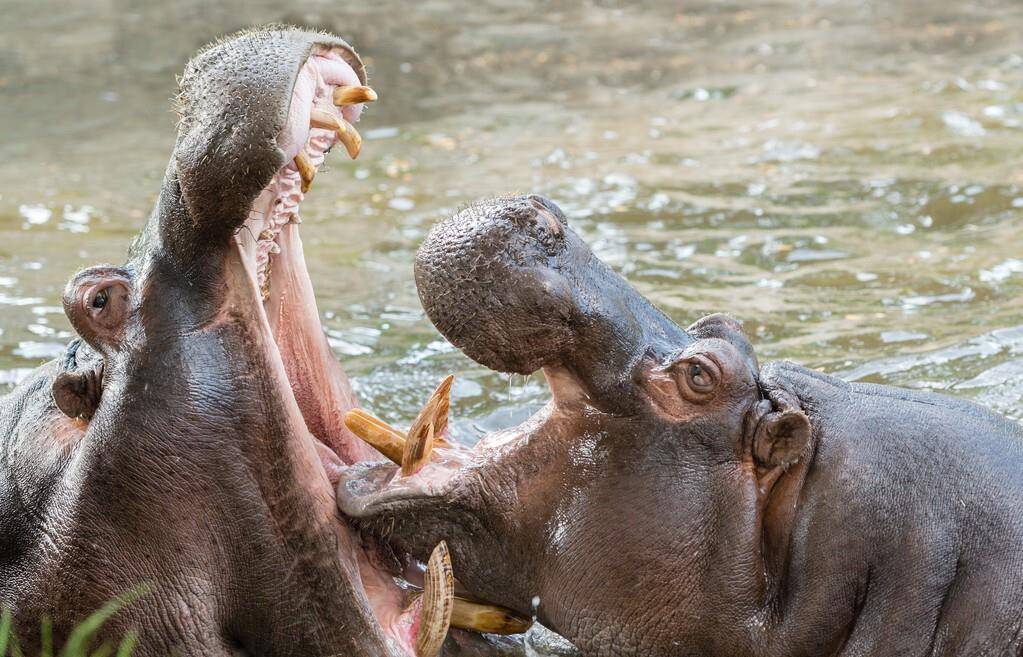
[
  {"xmin": 344, "ymin": 409, "xmax": 405, "ymax": 465},
  {"xmin": 333, "ymin": 85, "xmax": 378, "ymax": 106},
  {"xmin": 294, "ymin": 151, "xmax": 315, "ymax": 193},
  {"xmin": 336, "ymin": 118, "xmax": 362, "ymax": 159},
  {"xmin": 309, "ymin": 107, "xmax": 341, "ymax": 132},
  {"xmin": 416, "ymin": 541, "xmax": 454, "ymax": 657},
  {"xmin": 450, "ymin": 597, "xmax": 532, "ymax": 635},
  {"xmin": 402, "ymin": 375, "xmax": 454, "ymax": 476},
  {"xmin": 346, "ymin": 375, "xmax": 455, "ymax": 470}
]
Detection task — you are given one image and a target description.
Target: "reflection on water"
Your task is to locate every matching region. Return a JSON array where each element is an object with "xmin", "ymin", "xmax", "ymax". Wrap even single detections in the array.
[{"xmin": 1, "ymin": 0, "xmax": 1022, "ymax": 429}]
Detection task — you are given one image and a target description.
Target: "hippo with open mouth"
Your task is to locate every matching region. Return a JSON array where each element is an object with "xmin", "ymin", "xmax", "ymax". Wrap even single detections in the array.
[
  {"xmin": 0, "ymin": 28, "xmax": 527, "ymax": 657},
  {"xmin": 338, "ymin": 196, "xmax": 1023, "ymax": 657}
]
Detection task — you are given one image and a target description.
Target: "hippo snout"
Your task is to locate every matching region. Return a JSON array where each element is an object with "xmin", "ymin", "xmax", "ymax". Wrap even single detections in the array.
[
  {"xmin": 415, "ymin": 195, "xmax": 575, "ymax": 375},
  {"xmin": 415, "ymin": 195, "xmax": 691, "ymax": 414}
]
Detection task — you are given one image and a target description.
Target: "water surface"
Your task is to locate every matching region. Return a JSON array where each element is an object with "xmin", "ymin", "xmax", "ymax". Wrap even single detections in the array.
[{"xmin": 1, "ymin": 0, "xmax": 1022, "ymax": 434}]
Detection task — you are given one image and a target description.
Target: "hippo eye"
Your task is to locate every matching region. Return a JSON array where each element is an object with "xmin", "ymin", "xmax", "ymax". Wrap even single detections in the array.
[
  {"xmin": 91, "ymin": 288, "xmax": 109, "ymax": 310},
  {"xmin": 690, "ymin": 363, "xmax": 705, "ymax": 383},
  {"xmin": 677, "ymin": 354, "xmax": 720, "ymax": 402}
]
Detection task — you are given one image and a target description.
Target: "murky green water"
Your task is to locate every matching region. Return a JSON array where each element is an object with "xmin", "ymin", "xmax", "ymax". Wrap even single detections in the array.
[{"xmin": 2, "ymin": 0, "xmax": 1022, "ymax": 435}]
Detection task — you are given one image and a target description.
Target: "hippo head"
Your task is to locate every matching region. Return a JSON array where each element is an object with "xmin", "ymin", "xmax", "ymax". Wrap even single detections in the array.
[
  {"xmin": 337, "ymin": 196, "xmax": 814, "ymax": 655},
  {"xmin": 0, "ymin": 28, "xmax": 517, "ymax": 657}
]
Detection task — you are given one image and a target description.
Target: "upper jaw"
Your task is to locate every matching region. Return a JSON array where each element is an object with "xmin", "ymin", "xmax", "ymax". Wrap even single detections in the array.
[{"xmin": 136, "ymin": 27, "xmax": 369, "ymax": 282}]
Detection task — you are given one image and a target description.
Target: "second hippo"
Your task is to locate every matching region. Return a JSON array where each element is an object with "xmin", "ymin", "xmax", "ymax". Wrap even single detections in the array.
[{"xmin": 338, "ymin": 195, "xmax": 1023, "ymax": 657}]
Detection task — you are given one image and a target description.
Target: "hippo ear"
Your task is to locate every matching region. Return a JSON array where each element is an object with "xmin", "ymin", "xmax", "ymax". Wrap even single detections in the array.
[
  {"xmin": 751, "ymin": 408, "xmax": 810, "ymax": 469},
  {"xmin": 52, "ymin": 368, "xmax": 103, "ymax": 421},
  {"xmin": 51, "ymin": 339, "xmax": 104, "ymax": 421},
  {"xmin": 62, "ymin": 266, "xmax": 133, "ymax": 354}
]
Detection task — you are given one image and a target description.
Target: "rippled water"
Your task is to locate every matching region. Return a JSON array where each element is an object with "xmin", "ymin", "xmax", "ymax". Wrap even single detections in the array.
[{"xmin": 2, "ymin": 0, "xmax": 1022, "ymax": 434}]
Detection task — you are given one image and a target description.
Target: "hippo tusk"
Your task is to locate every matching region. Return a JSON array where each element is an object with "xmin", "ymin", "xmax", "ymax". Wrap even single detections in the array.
[
  {"xmin": 402, "ymin": 421, "xmax": 435, "ymax": 477},
  {"xmin": 333, "ymin": 85, "xmax": 378, "ymax": 106},
  {"xmin": 344, "ymin": 409, "xmax": 406, "ymax": 465},
  {"xmin": 309, "ymin": 107, "xmax": 342, "ymax": 132},
  {"xmin": 345, "ymin": 375, "xmax": 455, "ymax": 469},
  {"xmin": 308, "ymin": 109, "xmax": 362, "ymax": 159},
  {"xmin": 336, "ymin": 118, "xmax": 363, "ymax": 159},
  {"xmin": 450, "ymin": 598, "xmax": 532, "ymax": 635},
  {"xmin": 402, "ymin": 375, "xmax": 454, "ymax": 476},
  {"xmin": 294, "ymin": 151, "xmax": 316, "ymax": 193},
  {"xmin": 410, "ymin": 375, "xmax": 453, "ymax": 446},
  {"xmin": 416, "ymin": 541, "xmax": 454, "ymax": 657}
]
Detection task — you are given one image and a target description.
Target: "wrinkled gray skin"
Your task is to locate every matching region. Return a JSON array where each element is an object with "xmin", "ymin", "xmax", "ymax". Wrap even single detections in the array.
[
  {"xmin": 0, "ymin": 28, "xmax": 521, "ymax": 657},
  {"xmin": 339, "ymin": 196, "xmax": 1023, "ymax": 657}
]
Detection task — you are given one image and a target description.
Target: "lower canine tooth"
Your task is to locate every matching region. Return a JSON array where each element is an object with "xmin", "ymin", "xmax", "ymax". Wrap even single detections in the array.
[
  {"xmin": 294, "ymin": 151, "xmax": 315, "ymax": 193},
  {"xmin": 402, "ymin": 421, "xmax": 435, "ymax": 477},
  {"xmin": 450, "ymin": 598, "xmax": 532, "ymax": 635},
  {"xmin": 344, "ymin": 409, "xmax": 405, "ymax": 465},
  {"xmin": 333, "ymin": 85, "xmax": 378, "ymax": 106},
  {"xmin": 337, "ymin": 119, "xmax": 362, "ymax": 159},
  {"xmin": 416, "ymin": 541, "xmax": 454, "ymax": 657},
  {"xmin": 402, "ymin": 375, "xmax": 454, "ymax": 476},
  {"xmin": 413, "ymin": 375, "xmax": 453, "ymax": 442},
  {"xmin": 345, "ymin": 374, "xmax": 457, "ymax": 471}
]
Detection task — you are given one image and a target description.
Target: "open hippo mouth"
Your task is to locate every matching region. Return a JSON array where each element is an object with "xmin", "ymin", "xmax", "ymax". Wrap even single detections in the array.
[
  {"xmin": 216, "ymin": 35, "xmax": 527, "ymax": 657},
  {"xmin": 234, "ymin": 44, "xmax": 378, "ymax": 489},
  {"xmin": 333, "ymin": 195, "xmax": 701, "ymax": 618}
]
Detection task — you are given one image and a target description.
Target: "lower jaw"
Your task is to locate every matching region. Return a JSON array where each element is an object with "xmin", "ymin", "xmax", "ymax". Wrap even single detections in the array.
[{"xmin": 262, "ymin": 223, "xmax": 378, "ymax": 466}]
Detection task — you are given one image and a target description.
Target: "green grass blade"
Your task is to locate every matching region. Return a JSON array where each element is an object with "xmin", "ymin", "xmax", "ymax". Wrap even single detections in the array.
[
  {"xmin": 9, "ymin": 631, "xmax": 22, "ymax": 657},
  {"xmin": 114, "ymin": 631, "xmax": 137, "ymax": 657},
  {"xmin": 59, "ymin": 585, "xmax": 149, "ymax": 657},
  {"xmin": 40, "ymin": 616, "xmax": 52, "ymax": 657},
  {"xmin": 0, "ymin": 608, "xmax": 11, "ymax": 657}
]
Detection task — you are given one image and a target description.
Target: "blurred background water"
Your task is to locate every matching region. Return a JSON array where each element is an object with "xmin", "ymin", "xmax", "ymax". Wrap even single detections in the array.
[{"xmin": 1, "ymin": 0, "xmax": 1022, "ymax": 437}]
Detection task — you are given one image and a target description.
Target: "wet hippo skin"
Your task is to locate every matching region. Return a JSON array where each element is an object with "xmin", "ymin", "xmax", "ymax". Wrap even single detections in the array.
[
  {"xmin": 0, "ymin": 28, "xmax": 529, "ymax": 657},
  {"xmin": 338, "ymin": 195, "xmax": 1023, "ymax": 657}
]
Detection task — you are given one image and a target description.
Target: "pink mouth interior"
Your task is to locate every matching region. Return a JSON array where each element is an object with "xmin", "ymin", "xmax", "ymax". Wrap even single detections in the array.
[{"xmin": 232, "ymin": 50, "xmax": 420, "ymax": 653}]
